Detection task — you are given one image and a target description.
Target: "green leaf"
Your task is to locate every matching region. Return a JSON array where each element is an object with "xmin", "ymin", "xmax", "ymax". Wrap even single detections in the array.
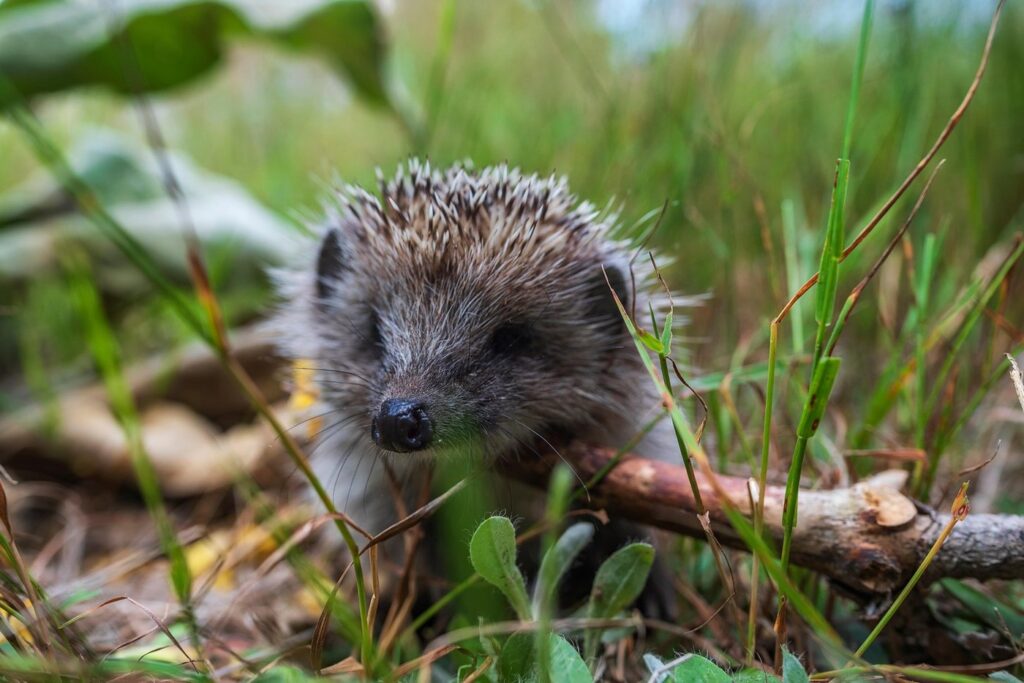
[
  {"xmin": 781, "ymin": 647, "xmax": 810, "ymax": 683},
  {"xmin": 796, "ymin": 357, "xmax": 841, "ymax": 438},
  {"xmin": 546, "ymin": 637, "xmax": 591, "ymax": 683},
  {"xmin": 939, "ymin": 579, "xmax": 1024, "ymax": 635},
  {"xmin": 497, "ymin": 633, "xmax": 592, "ymax": 683},
  {"xmin": 469, "ymin": 516, "xmax": 531, "ymax": 620},
  {"xmin": 638, "ymin": 330, "xmax": 664, "ymax": 354},
  {"xmin": 660, "ymin": 309, "xmax": 674, "ymax": 356},
  {"xmin": 989, "ymin": 673, "xmax": 1024, "ymax": 683},
  {"xmin": 732, "ymin": 668, "xmax": 782, "ymax": 683},
  {"xmin": 587, "ymin": 542, "xmax": 654, "ymax": 617},
  {"xmin": 533, "ymin": 522, "xmax": 594, "ymax": 617},
  {"xmin": 814, "ymin": 159, "xmax": 850, "ymax": 328},
  {"xmin": 644, "ymin": 653, "xmax": 730, "ymax": 683},
  {"xmin": 0, "ymin": 0, "xmax": 390, "ymax": 109},
  {"xmin": 584, "ymin": 542, "xmax": 654, "ymax": 659}
]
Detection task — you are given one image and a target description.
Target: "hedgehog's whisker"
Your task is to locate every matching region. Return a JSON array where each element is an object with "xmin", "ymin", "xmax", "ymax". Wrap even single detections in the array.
[
  {"xmin": 495, "ymin": 424, "xmax": 544, "ymax": 462},
  {"xmin": 360, "ymin": 455, "xmax": 383, "ymax": 526},
  {"xmin": 280, "ymin": 409, "xmax": 343, "ymax": 437},
  {"xmin": 332, "ymin": 445, "xmax": 366, "ymax": 513},
  {"xmin": 343, "ymin": 450, "xmax": 372, "ymax": 515},
  {"xmin": 295, "ymin": 366, "xmax": 374, "ymax": 384},
  {"xmin": 310, "ymin": 414, "xmax": 365, "ymax": 460},
  {"xmin": 276, "ymin": 411, "xmax": 359, "ymax": 480},
  {"xmin": 327, "ymin": 438, "xmax": 361, "ymax": 500},
  {"xmin": 510, "ymin": 418, "xmax": 588, "ymax": 497},
  {"xmin": 314, "ymin": 379, "xmax": 374, "ymax": 391}
]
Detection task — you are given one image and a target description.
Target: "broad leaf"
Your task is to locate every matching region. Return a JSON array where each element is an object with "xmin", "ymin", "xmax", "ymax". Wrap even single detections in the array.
[
  {"xmin": 0, "ymin": 130, "xmax": 301, "ymax": 288},
  {"xmin": 587, "ymin": 542, "xmax": 654, "ymax": 618},
  {"xmin": 644, "ymin": 653, "xmax": 730, "ymax": 683},
  {"xmin": 583, "ymin": 542, "xmax": 654, "ymax": 659},
  {"xmin": 469, "ymin": 516, "xmax": 531, "ymax": 620},
  {"xmin": 498, "ymin": 633, "xmax": 592, "ymax": 683},
  {"xmin": 0, "ymin": 0, "xmax": 389, "ymax": 109},
  {"xmin": 732, "ymin": 668, "xmax": 782, "ymax": 682},
  {"xmin": 532, "ymin": 522, "xmax": 594, "ymax": 617},
  {"xmin": 781, "ymin": 647, "xmax": 810, "ymax": 683}
]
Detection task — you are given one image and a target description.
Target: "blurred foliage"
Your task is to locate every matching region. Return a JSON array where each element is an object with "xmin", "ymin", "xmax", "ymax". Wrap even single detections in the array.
[
  {"xmin": 2, "ymin": 1, "xmax": 1019, "ymax": 376},
  {"xmin": 0, "ymin": 0, "xmax": 389, "ymax": 107}
]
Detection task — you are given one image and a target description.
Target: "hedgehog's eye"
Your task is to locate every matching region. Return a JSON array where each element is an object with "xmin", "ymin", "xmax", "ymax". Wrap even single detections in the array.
[{"xmin": 490, "ymin": 322, "xmax": 534, "ymax": 356}]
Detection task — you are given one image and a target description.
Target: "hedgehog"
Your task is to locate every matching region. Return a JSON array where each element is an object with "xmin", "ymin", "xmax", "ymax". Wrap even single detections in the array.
[{"xmin": 273, "ymin": 160, "xmax": 685, "ymax": 542}]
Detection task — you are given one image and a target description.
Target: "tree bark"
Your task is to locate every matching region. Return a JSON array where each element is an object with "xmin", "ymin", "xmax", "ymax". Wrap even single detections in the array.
[{"xmin": 499, "ymin": 442, "xmax": 1024, "ymax": 598}]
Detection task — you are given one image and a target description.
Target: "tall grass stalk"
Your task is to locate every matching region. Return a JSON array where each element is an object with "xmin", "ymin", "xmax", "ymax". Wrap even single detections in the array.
[
  {"xmin": 780, "ymin": 199, "xmax": 805, "ymax": 355},
  {"xmin": 641, "ymin": 291, "xmax": 740, "ymax": 623},
  {"xmin": 768, "ymin": 0, "xmax": 873, "ymax": 660},
  {"xmin": 536, "ymin": 466, "xmax": 573, "ymax": 683},
  {"xmin": 610, "ymin": 288, "xmax": 847, "ymax": 661},
  {"xmin": 64, "ymin": 252, "xmax": 203, "ymax": 669},
  {"xmin": 747, "ymin": 320, "xmax": 778, "ymax": 663},
  {"xmin": 779, "ymin": 358, "xmax": 841, "ymax": 572},
  {"xmin": 913, "ymin": 233, "xmax": 938, "ymax": 453}
]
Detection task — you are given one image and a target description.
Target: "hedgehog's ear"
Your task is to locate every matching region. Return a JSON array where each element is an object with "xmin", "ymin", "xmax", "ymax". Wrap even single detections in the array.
[
  {"xmin": 316, "ymin": 229, "xmax": 348, "ymax": 299},
  {"xmin": 587, "ymin": 263, "xmax": 631, "ymax": 335}
]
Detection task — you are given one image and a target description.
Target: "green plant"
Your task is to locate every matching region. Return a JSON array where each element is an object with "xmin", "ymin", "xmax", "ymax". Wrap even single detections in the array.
[
  {"xmin": 642, "ymin": 646, "xmax": 810, "ymax": 683},
  {"xmin": 467, "ymin": 507, "xmax": 654, "ymax": 681}
]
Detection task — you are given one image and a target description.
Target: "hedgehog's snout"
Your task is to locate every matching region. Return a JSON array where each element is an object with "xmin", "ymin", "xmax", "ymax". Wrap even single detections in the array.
[{"xmin": 371, "ymin": 398, "xmax": 434, "ymax": 453}]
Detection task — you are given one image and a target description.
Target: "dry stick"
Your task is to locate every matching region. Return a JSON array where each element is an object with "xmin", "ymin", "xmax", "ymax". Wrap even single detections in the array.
[{"xmin": 498, "ymin": 445, "xmax": 1024, "ymax": 596}]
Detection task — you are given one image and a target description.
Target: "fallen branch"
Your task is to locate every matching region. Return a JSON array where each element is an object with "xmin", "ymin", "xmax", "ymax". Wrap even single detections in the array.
[
  {"xmin": 5, "ymin": 335, "xmax": 1021, "ymax": 597},
  {"xmin": 499, "ymin": 443, "xmax": 1024, "ymax": 597}
]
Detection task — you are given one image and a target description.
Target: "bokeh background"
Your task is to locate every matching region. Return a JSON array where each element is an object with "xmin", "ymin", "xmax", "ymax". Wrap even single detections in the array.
[{"xmin": 2, "ymin": 0, "xmax": 1021, "ymax": 386}]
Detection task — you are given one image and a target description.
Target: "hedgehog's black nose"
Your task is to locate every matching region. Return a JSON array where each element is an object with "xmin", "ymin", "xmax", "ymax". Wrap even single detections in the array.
[{"xmin": 372, "ymin": 399, "xmax": 433, "ymax": 452}]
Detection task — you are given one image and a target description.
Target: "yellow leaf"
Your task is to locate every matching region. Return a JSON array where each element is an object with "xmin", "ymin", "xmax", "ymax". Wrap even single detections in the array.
[{"xmin": 290, "ymin": 359, "xmax": 323, "ymax": 439}]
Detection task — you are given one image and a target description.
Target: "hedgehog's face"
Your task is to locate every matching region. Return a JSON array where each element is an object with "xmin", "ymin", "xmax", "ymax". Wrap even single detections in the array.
[{"xmin": 311, "ymin": 225, "xmax": 638, "ymax": 462}]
